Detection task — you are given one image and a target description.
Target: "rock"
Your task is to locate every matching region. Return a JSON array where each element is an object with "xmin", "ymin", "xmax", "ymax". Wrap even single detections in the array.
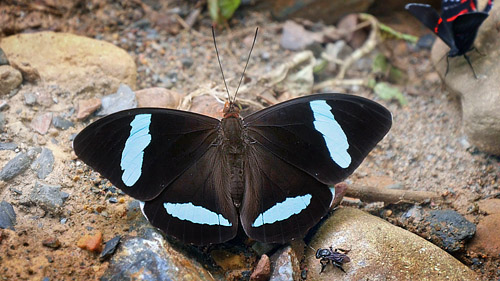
[
  {"xmin": 0, "ymin": 142, "xmax": 17, "ymax": 151},
  {"xmin": 0, "ymin": 31, "xmax": 137, "ymax": 93},
  {"xmin": 0, "ymin": 201, "xmax": 16, "ymax": 230},
  {"xmin": 42, "ymin": 237, "xmax": 61, "ymax": 249},
  {"xmin": 31, "ymin": 112, "xmax": 53, "ymax": 135},
  {"xmin": 0, "ymin": 65, "xmax": 22, "ymax": 96},
  {"xmin": 77, "ymin": 231, "xmax": 103, "ymax": 253},
  {"xmin": 272, "ymin": 0, "xmax": 374, "ymax": 25},
  {"xmin": 430, "ymin": 3, "xmax": 500, "ymax": 155},
  {"xmin": 30, "ymin": 148, "xmax": 55, "ymax": 179},
  {"xmin": 0, "ymin": 48, "xmax": 9, "ymax": 65},
  {"xmin": 468, "ymin": 199, "xmax": 500, "ymax": 257},
  {"xmin": 100, "ymin": 235, "xmax": 121, "ymax": 261},
  {"xmin": 24, "ymin": 92, "xmax": 37, "ymax": 105},
  {"xmin": 97, "ymin": 84, "xmax": 137, "ymax": 116},
  {"xmin": 135, "ymin": 87, "xmax": 182, "ymax": 108},
  {"xmin": 250, "ymin": 254, "xmax": 270, "ymax": 281},
  {"xmin": 0, "ymin": 152, "xmax": 31, "ymax": 181},
  {"xmin": 280, "ymin": 20, "xmax": 323, "ymax": 51},
  {"xmin": 181, "ymin": 57, "xmax": 194, "ymax": 69},
  {"xmin": 416, "ymin": 34, "xmax": 436, "ymax": 51},
  {"xmin": 269, "ymin": 246, "xmax": 300, "ymax": 281},
  {"xmin": 29, "ymin": 182, "xmax": 69, "ymax": 215},
  {"xmin": 305, "ymin": 208, "xmax": 478, "ymax": 280},
  {"xmin": 52, "ymin": 116, "xmax": 73, "ymax": 130},
  {"xmin": 76, "ymin": 98, "xmax": 101, "ymax": 120},
  {"xmin": 9, "ymin": 61, "xmax": 41, "ymax": 83},
  {"xmin": 424, "ymin": 210, "xmax": 476, "ymax": 253},
  {"xmin": 101, "ymin": 228, "xmax": 215, "ymax": 281}
]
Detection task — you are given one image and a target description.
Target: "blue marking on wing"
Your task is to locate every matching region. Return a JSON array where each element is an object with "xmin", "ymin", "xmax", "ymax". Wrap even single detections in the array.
[
  {"xmin": 252, "ymin": 194, "xmax": 312, "ymax": 227},
  {"xmin": 121, "ymin": 114, "xmax": 152, "ymax": 187},
  {"xmin": 164, "ymin": 202, "xmax": 232, "ymax": 226},
  {"xmin": 310, "ymin": 100, "xmax": 351, "ymax": 168}
]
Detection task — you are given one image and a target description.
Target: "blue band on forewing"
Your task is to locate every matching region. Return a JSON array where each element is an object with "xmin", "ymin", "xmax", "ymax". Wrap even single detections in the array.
[
  {"xmin": 252, "ymin": 194, "xmax": 312, "ymax": 227},
  {"xmin": 121, "ymin": 114, "xmax": 152, "ymax": 186},
  {"xmin": 309, "ymin": 100, "xmax": 351, "ymax": 168},
  {"xmin": 164, "ymin": 202, "xmax": 232, "ymax": 227}
]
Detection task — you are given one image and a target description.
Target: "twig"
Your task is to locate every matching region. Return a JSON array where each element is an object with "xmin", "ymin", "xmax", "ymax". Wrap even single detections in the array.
[{"xmin": 346, "ymin": 184, "xmax": 442, "ymax": 204}]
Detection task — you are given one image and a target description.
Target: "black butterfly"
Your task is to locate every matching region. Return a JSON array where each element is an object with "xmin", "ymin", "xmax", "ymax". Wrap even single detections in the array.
[
  {"xmin": 406, "ymin": 0, "xmax": 493, "ymax": 78},
  {"xmin": 73, "ymin": 93, "xmax": 392, "ymax": 245}
]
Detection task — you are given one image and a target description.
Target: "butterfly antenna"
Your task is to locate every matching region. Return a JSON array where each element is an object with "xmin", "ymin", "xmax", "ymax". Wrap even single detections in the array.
[
  {"xmin": 212, "ymin": 26, "xmax": 232, "ymax": 102},
  {"xmin": 233, "ymin": 27, "xmax": 259, "ymax": 102}
]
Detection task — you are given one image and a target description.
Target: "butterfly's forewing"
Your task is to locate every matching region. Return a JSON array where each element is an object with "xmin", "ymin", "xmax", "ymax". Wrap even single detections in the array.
[
  {"xmin": 451, "ymin": 12, "xmax": 489, "ymax": 54},
  {"xmin": 240, "ymin": 94, "xmax": 392, "ymax": 243},
  {"xmin": 73, "ymin": 108, "xmax": 220, "ymax": 201},
  {"xmin": 405, "ymin": 3, "xmax": 456, "ymax": 49},
  {"xmin": 142, "ymin": 147, "xmax": 239, "ymax": 245},
  {"xmin": 442, "ymin": 0, "xmax": 478, "ymax": 21},
  {"xmin": 243, "ymin": 94, "xmax": 392, "ymax": 186}
]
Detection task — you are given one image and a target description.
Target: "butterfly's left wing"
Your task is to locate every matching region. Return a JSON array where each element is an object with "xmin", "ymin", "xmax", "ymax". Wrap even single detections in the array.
[
  {"xmin": 239, "ymin": 94, "xmax": 392, "ymax": 243},
  {"xmin": 405, "ymin": 3, "xmax": 456, "ymax": 49}
]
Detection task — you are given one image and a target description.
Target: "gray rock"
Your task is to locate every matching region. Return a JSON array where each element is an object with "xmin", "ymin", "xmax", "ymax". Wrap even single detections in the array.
[
  {"xmin": 29, "ymin": 182, "xmax": 69, "ymax": 215},
  {"xmin": 0, "ymin": 201, "xmax": 16, "ymax": 230},
  {"xmin": 0, "ymin": 65, "xmax": 22, "ymax": 96},
  {"xmin": 97, "ymin": 84, "xmax": 137, "ymax": 116},
  {"xmin": 430, "ymin": 3, "xmax": 500, "ymax": 155},
  {"xmin": 101, "ymin": 228, "xmax": 215, "ymax": 281},
  {"xmin": 269, "ymin": 246, "xmax": 300, "ymax": 281},
  {"xmin": 280, "ymin": 20, "xmax": 322, "ymax": 51},
  {"xmin": 0, "ymin": 48, "xmax": 9, "ymax": 65},
  {"xmin": 24, "ymin": 92, "xmax": 37, "ymax": 105},
  {"xmin": 52, "ymin": 116, "xmax": 73, "ymax": 130},
  {"xmin": 100, "ymin": 235, "xmax": 121, "ymax": 261},
  {"xmin": 305, "ymin": 208, "xmax": 478, "ymax": 280},
  {"xmin": 30, "ymin": 148, "xmax": 55, "ymax": 179},
  {"xmin": 0, "ymin": 142, "xmax": 17, "ymax": 151},
  {"xmin": 0, "ymin": 112, "xmax": 5, "ymax": 132},
  {"xmin": 0, "ymin": 152, "xmax": 31, "ymax": 181},
  {"xmin": 425, "ymin": 209, "xmax": 476, "ymax": 252}
]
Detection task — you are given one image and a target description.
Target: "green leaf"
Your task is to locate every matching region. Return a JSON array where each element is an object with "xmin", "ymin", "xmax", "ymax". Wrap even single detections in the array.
[
  {"xmin": 373, "ymin": 82, "xmax": 407, "ymax": 106},
  {"xmin": 208, "ymin": 0, "xmax": 241, "ymax": 24}
]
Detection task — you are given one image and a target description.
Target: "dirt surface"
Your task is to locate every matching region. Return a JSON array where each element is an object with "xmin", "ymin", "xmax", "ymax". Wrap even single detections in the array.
[{"xmin": 0, "ymin": 1, "xmax": 499, "ymax": 280}]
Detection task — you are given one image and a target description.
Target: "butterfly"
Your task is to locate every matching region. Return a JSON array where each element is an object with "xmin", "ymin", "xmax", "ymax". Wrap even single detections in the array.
[
  {"xmin": 406, "ymin": 0, "xmax": 493, "ymax": 78},
  {"xmin": 73, "ymin": 93, "xmax": 392, "ymax": 245}
]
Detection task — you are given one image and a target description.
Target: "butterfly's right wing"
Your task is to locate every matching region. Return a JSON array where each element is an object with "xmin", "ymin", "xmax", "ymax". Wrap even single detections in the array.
[
  {"xmin": 452, "ymin": 12, "xmax": 489, "ymax": 53},
  {"xmin": 406, "ymin": 3, "xmax": 456, "ymax": 49}
]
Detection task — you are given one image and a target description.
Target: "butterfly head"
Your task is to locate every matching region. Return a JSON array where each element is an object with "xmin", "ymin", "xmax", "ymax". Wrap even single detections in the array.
[{"xmin": 223, "ymin": 100, "xmax": 241, "ymax": 118}]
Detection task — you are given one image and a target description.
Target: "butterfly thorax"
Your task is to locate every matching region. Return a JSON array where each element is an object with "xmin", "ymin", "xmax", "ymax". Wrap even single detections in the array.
[{"xmin": 220, "ymin": 112, "xmax": 246, "ymax": 208}]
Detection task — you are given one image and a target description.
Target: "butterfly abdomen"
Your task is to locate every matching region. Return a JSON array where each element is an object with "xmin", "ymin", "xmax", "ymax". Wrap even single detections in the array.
[{"xmin": 220, "ymin": 116, "xmax": 247, "ymax": 208}]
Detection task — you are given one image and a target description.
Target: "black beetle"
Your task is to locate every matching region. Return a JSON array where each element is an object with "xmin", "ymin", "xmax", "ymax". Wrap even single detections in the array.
[{"xmin": 315, "ymin": 247, "xmax": 351, "ymax": 273}]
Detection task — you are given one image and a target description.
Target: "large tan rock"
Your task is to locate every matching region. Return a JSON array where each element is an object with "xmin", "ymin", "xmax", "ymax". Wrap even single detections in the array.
[
  {"xmin": 0, "ymin": 31, "xmax": 136, "ymax": 94},
  {"xmin": 305, "ymin": 208, "xmax": 478, "ymax": 280}
]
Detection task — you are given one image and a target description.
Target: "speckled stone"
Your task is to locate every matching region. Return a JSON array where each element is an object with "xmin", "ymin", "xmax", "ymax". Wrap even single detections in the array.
[{"xmin": 305, "ymin": 208, "xmax": 478, "ymax": 280}]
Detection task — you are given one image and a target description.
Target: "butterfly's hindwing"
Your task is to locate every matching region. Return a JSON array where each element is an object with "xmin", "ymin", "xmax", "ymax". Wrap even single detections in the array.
[
  {"xmin": 73, "ymin": 108, "xmax": 220, "ymax": 201},
  {"xmin": 240, "ymin": 144, "xmax": 332, "ymax": 243},
  {"xmin": 142, "ymin": 147, "xmax": 238, "ymax": 245}
]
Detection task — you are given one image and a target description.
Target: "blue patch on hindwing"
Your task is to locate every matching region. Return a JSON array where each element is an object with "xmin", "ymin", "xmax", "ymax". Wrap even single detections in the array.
[
  {"xmin": 309, "ymin": 100, "xmax": 351, "ymax": 168},
  {"xmin": 164, "ymin": 202, "xmax": 232, "ymax": 226},
  {"xmin": 252, "ymin": 194, "xmax": 312, "ymax": 227},
  {"xmin": 120, "ymin": 114, "xmax": 152, "ymax": 186}
]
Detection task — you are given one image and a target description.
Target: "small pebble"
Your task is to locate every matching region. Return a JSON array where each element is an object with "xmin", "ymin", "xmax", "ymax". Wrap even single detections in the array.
[
  {"xmin": 42, "ymin": 237, "xmax": 61, "ymax": 249},
  {"xmin": 77, "ymin": 231, "xmax": 103, "ymax": 253},
  {"xmin": 0, "ymin": 152, "xmax": 31, "ymax": 181},
  {"xmin": 109, "ymin": 197, "xmax": 118, "ymax": 204}
]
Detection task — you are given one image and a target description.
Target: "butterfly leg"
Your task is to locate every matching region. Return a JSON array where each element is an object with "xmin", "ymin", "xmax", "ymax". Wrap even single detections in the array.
[
  {"xmin": 471, "ymin": 47, "xmax": 485, "ymax": 56},
  {"xmin": 463, "ymin": 54, "xmax": 478, "ymax": 79}
]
